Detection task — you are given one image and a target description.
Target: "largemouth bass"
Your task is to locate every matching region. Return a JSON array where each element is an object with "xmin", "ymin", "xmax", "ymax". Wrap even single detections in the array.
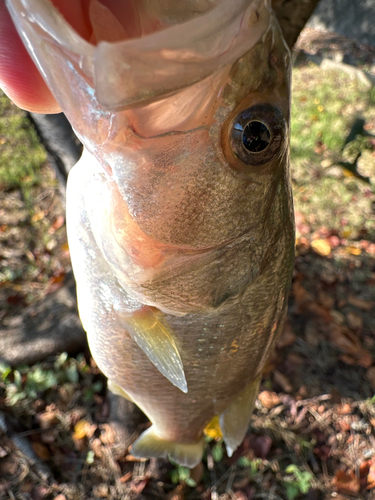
[{"xmin": 7, "ymin": 0, "xmax": 295, "ymax": 467}]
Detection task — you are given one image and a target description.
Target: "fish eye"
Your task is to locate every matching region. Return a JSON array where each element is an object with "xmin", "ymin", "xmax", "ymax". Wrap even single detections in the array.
[{"xmin": 230, "ymin": 104, "xmax": 285, "ymax": 166}]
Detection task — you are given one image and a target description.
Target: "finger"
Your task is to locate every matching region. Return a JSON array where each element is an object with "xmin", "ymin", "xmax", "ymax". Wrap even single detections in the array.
[{"xmin": 0, "ymin": 0, "xmax": 61, "ymax": 113}]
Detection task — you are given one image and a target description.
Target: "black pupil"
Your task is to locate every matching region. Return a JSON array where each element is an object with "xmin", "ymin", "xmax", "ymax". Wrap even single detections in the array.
[{"xmin": 242, "ymin": 121, "xmax": 271, "ymax": 153}]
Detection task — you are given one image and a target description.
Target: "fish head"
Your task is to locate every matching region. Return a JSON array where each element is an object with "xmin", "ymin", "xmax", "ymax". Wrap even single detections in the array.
[
  {"xmin": 105, "ymin": 12, "xmax": 293, "ymax": 314},
  {"xmin": 6, "ymin": 0, "xmax": 294, "ymax": 315}
]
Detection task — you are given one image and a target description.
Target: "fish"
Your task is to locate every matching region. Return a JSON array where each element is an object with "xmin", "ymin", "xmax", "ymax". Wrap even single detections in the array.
[{"xmin": 6, "ymin": 0, "xmax": 295, "ymax": 467}]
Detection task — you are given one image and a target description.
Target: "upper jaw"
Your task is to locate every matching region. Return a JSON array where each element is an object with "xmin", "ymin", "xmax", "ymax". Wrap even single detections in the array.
[{"xmin": 6, "ymin": 0, "xmax": 271, "ymax": 111}]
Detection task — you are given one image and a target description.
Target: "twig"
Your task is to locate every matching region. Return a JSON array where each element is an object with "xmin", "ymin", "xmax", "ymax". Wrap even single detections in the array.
[{"xmin": 0, "ymin": 411, "xmax": 53, "ymax": 482}]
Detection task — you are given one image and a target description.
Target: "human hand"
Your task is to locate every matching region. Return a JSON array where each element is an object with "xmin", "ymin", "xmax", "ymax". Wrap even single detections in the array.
[{"xmin": 0, "ymin": 0, "xmax": 60, "ymax": 113}]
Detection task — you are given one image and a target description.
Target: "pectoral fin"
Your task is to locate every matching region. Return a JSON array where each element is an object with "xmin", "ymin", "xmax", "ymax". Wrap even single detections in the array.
[
  {"xmin": 220, "ymin": 376, "xmax": 261, "ymax": 457},
  {"xmin": 131, "ymin": 426, "xmax": 204, "ymax": 468},
  {"xmin": 121, "ymin": 307, "xmax": 188, "ymax": 393}
]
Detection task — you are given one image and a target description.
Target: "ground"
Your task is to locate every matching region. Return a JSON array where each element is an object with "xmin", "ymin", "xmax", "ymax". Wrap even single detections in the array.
[{"xmin": 0, "ymin": 29, "xmax": 375, "ymax": 500}]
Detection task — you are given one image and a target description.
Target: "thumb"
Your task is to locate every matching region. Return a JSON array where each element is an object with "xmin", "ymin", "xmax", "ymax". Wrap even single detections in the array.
[{"xmin": 0, "ymin": 0, "xmax": 61, "ymax": 113}]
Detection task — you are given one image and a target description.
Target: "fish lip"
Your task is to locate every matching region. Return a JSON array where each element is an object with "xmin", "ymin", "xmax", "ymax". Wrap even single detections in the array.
[{"xmin": 7, "ymin": 0, "xmax": 271, "ymax": 109}]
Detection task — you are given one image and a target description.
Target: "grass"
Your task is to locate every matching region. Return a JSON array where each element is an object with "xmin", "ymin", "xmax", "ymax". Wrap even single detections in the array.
[
  {"xmin": 0, "ymin": 92, "xmax": 46, "ymax": 204},
  {"xmin": 291, "ymin": 62, "xmax": 375, "ymax": 240}
]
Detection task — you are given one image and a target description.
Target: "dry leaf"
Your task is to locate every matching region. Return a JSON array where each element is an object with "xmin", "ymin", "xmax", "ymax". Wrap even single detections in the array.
[
  {"xmin": 337, "ymin": 404, "xmax": 352, "ymax": 415},
  {"xmin": 92, "ymin": 484, "xmax": 109, "ymax": 498},
  {"xmin": 329, "ymin": 324, "xmax": 372, "ymax": 367},
  {"xmin": 0, "ymin": 456, "xmax": 19, "ymax": 475},
  {"xmin": 72, "ymin": 419, "xmax": 96, "ymax": 440},
  {"xmin": 31, "ymin": 486, "xmax": 49, "ymax": 500},
  {"xmin": 190, "ymin": 462, "xmax": 204, "ymax": 485},
  {"xmin": 367, "ymin": 460, "xmax": 375, "ymax": 489},
  {"xmin": 129, "ymin": 480, "xmax": 148, "ymax": 495},
  {"xmin": 204, "ymin": 415, "xmax": 223, "ymax": 440},
  {"xmin": 37, "ymin": 410, "xmax": 59, "ymax": 429},
  {"xmin": 336, "ymin": 418, "xmax": 351, "ymax": 432},
  {"xmin": 20, "ymin": 481, "xmax": 34, "ymax": 493},
  {"xmin": 311, "ymin": 239, "xmax": 331, "ymax": 256},
  {"xmin": 125, "ymin": 454, "xmax": 148, "ymax": 462},
  {"xmin": 233, "ymin": 476, "xmax": 250, "ymax": 489},
  {"xmin": 166, "ymin": 485, "xmax": 184, "ymax": 500},
  {"xmin": 276, "ymin": 321, "xmax": 296, "ymax": 348},
  {"xmin": 348, "ymin": 295, "xmax": 375, "ymax": 311},
  {"xmin": 31, "ymin": 210, "xmax": 45, "ymax": 222},
  {"xmin": 251, "ymin": 434, "xmax": 272, "ymax": 459},
  {"xmin": 99, "ymin": 423, "xmax": 117, "ymax": 445},
  {"xmin": 345, "ymin": 246, "xmax": 361, "ymax": 256},
  {"xmin": 293, "ymin": 280, "xmax": 313, "ymax": 304},
  {"xmin": 346, "ymin": 312, "xmax": 363, "ymax": 330},
  {"xmin": 52, "ymin": 215, "xmax": 65, "ymax": 230},
  {"xmin": 233, "ymin": 492, "xmax": 250, "ymax": 500},
  {"xmin": 32, "ymin": 442, "xmax": 50, "ymax": 460},
  {"xmin": 366, "ymin": 367, "xmax": 375, "ymax": 390},
  {"xmin": 91, "ymin": 438, "xmax": 104, "ymax": 458},
  {"xmin": 119, "ymin": 471, "xmax": 133, "ymax": 484},
  {"xmin": 258, "ymin": 391, "xmax": 281, "ymax": 409},
  {"xmin": 332, "ymin": 470, "xmax": 360, "ymax": 495}
]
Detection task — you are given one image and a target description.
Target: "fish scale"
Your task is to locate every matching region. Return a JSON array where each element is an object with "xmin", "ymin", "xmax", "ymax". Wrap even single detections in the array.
[{"xmin": 7, "ymin": 0, "xmax": 295, "ymax": 467}]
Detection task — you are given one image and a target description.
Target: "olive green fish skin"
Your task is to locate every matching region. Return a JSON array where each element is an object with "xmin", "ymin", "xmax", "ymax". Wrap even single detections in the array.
[{"xmin": 68, "ymin": 14, "xmax": 294, "ymax": 452}]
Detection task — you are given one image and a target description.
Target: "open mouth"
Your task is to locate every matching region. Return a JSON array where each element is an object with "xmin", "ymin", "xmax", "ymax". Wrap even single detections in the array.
[
  {"xmin": 6, "ymin": 0, "xmax": 271, "ymax": 110},
  {"xmin": 48, "ymin": 0, "xmax": 220, "ymax": 45}
]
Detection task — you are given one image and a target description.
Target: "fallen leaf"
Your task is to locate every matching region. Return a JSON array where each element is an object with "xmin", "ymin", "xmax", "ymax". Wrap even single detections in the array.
[
  {"xmin": 31, "ymin": 210, "xmax": 45, "ymax": 222},
  {"xmin": 345, "ymin": 246, "xmax": 361, "ymax": 256},
  {"xmin": 37, "ymin": 410, "xmax": 59, "ymax": 429},
  {"xmin": 72, "ymin": 419, "xmax": 96, "ymax": 440},
  {"xmin": 366, "ymin": 367, "xmax": 375, "ymax": 390},
  {"xmin": 337, "ymin": 404, "xmax": 352, "ymax": 415},
  {"xmin": 258, "ymin": 391, "xmax": 280, "ymax": 409},
  {"xmin": 276, "ymin": 321, "xmax": 296, "ymax": 348},
  {"xmin": 367, "ymin": 460, "xmax": 375, "ymax": 489},
  {"xmin": 293, "ymin": 280, "xmax": 313, "ymax": 304},
  {"xmin": 233, "ymin": 477, "xmax": 250, "ymax": 490},
  {"xmin": 32, "ymin": 442, "xmax": 50, "ymax": 460},
  {"xmin": 125, "ymin": 454, "xmax": 148, "ymax": 462},
  {"xmin": 119, "ymin": 471, "xmax": 133, "ymax": 484},
  {"xmin": 332, "ymin": 470, "xmax": 360, "ymax": 495},
  {"xmin": 348, "ymin": 295, "xmax": 375, "ymax": 311},
  {"xmin": 251, "ymin": 434, "xmax": 272, "ymax": 459},
  {"xmin": 52, "ymin": 215, "xmax": 65, "ymax": 230},
  {"xmin": 346, "ymin": 312, "xmax": 363, "ymax": 330},
  {"xmin": 0, "ymin": 456, "xmax": 18, "ymax": 475},
  {"xmin": 304, "ymin": 320, "xmax": 320, "ymax": 346},
  {"xmin": 166, "ymin": 485, "xmax": 185, "ymax": 500},
  {"xmin": 99, "ymin": 423, "xmax": 117, "ymax": 445},
  {"xmin": 204, "ymin": 415, "xmax": 223, "ymax": 440},
  {"xmin": 91, "ymin": 438, "xmax": 104, "ymax": 458},
  {"xmin": 232, "ymin": 492, "xmax": 249, "ymax": 500},
  {"xmin": 20, "ymin": 481, "xmax": 34, "ymax": 493},
  {"xmin": 92, "ymin": 484, "xmax": 108, "ymax": 498},
  {"xmin": 129, "ymin": 480, "xmax": 148, "ymax": 495},
  {"xmin": 31, "ymin": 486, "xmax": 49, "ymax": 500},
  {"xmin": 329, "ymin": 325, "xmax": 372, "ymax": 367},
  {"xmin": 336, "ymin": 418, "xmax": 351, "ymax": 432},
  {"xmin": 311, "ymin": 239, "xmax": 331, "ymax": 256},
  {"xmin": 190, "ymin": 462, "xmax": 204, "ymax": 485}
]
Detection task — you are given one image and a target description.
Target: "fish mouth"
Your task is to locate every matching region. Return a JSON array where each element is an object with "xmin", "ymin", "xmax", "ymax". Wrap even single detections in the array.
[{"xmin": 7, "ymin": 0, "xmax": 271, "ymax": 110}]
